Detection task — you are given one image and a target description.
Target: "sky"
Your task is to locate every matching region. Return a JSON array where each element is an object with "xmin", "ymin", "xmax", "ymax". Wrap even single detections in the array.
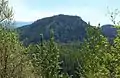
[{"xmin": 9, "ymin": 0, "xmax": 120, "ymax": 26}]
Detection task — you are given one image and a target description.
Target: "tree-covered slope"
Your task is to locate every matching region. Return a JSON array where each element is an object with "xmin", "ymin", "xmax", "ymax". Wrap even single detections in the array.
[
  {"xmin": 17, "ymin": 14, "xmax": 117, "ymax": 45},
  {"xmin": 17, "ymin": 14, "xmax": 88, "ymax": 44}
]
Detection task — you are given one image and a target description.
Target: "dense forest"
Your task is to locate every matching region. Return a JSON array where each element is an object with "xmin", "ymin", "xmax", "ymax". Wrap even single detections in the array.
[{"xmin": 0, "ymin": 0, "xmax": 120, "ymax": 78}]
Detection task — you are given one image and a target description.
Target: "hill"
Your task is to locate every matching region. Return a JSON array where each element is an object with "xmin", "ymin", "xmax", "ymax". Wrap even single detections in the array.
[
  {"xmin": 101, "ymin": 24, "xmax": 117, "ymax": 41},
  {"xmin": 17, "ymin": 14, "xmax": 89, "ymax": 44},
  {"xmin": 17, "ymin": 14, "xmax": 117, "ymax": 45}
]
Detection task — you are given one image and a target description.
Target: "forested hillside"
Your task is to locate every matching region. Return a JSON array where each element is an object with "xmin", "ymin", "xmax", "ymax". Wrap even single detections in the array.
[
  {"xmin": 0, "ymin": 0, "xmax": 120, "ymax": 78},
  {"xmin": 17, "ymin": 15, "xmax": 117, "ymax": 45},
  {"xmin": 17, "ymin": 14, "xmax": 88, "ymax": 45}
]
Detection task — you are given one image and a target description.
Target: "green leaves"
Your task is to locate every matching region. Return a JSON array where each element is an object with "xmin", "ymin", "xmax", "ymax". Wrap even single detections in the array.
[
  {"xmin": 28, "ymin": 30, "xmax": 65, "ymax": 78},
  {"xmin": 0, "ymin": 27, "xmax": 33, "ymax": 78},
  {"xmin": 75, "ymin": 25, "xmax": 120, "ymax": 78}
]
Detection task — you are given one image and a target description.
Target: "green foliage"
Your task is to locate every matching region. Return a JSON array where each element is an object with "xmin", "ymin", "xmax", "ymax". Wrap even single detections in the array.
[
  {"xmin": 75, "ymin": 25, "xmax": 120, "ymax": 78},
  {"xmin": 1, "ymin": 1, "xmax": 120, "ymax": 78},
  {"xmin": 0, "ymin": 0, "xmax": 33, "ymax": 78},
  {"xmin": 0, "ymin": 27, "xmax": 34, "ymax": 78},
  {"xmin": 28, "ymin": 29, "xmax": 68, "ymax": 78},
  {"xmin": 77, "ymin": 26, "xmax": 110, "ymax": 78}
]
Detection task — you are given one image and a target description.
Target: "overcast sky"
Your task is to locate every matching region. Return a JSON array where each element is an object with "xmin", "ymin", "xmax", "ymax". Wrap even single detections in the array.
[{"xmin": 9, "ymin": 0, "xmax": 120, "ymax": 26}]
